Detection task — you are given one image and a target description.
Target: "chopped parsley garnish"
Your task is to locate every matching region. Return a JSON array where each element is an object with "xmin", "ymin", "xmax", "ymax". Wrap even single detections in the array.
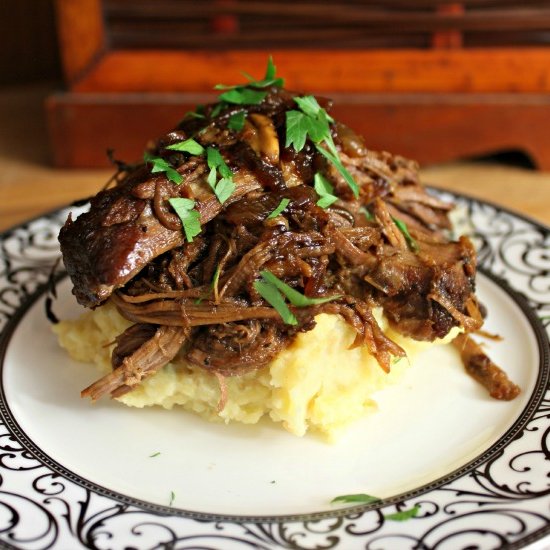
[
  {"xmin": 330, "ymin": 494, "xmax": 419, "ymax": 522},
  {"xmin": 143, "ymin": 152, "xmax": 183, "ymax": 185},
  {"xmin": 285, "ymin": 107, "xmax": 333, "ymax": 151},
  {"xmin": 254, "ymin": 279, "xmax": 298, "ymax": 326},
  {"xmin": 169, "ymin": 491, "xmax": 176, "ymax": 507},
  {"xmin": 316, "ymin": 145, "xmax": 359, "ymax": 199},
  {"xmin": 214, "ymin": 56, "xmax": 284, "ymax": 110},
  {"xmin": 285, "ymin": 96, "xmax": 359, "ymax": 198},
  {"xmin": 255, "ymin": 270, "xmax": 341, "ymax": 325},
  {"xmin": 392, "ymin": 217, "xmax": 419, "ymax": 252},
  {"xmin": 206, "ymin": 147, "xmax": 235, "ymax": 204},
  {"xmin": 195, "ymin": 264, "xmax": 222, "ymax": 305},
  {"xmin": 293, "ymin": 95, "xmax": 333, "ymax": 122},
  {"xmin": 149, "ymin": 452, "xmax": 161, "ymax": 458},
  {"xmin": 210, "ymin": 103, "xmax": 224, "ymax": 118},
  {"xmin": 313, "ymin": 173, "xmax": 338, "ymax": 208},
  {"xmin": 331, "ymin": 493, "xmax": 380, "ymax": 505},
  {"xmin": 168, "ymin": 198, "xmax": 201, "ymax": 242},
  {"xmin": 260, "ymin": 270, "xmax": 341, "ymax": 307},
  {"xmin": 228, "ymin": 111, "xmax": 246, "ymax": 131},
  {"xmin": 266, "ymin": 198, "xmax": 291, "ymax": 219},
  {"xmin": 182, "ymin": 105, "xmax": 206, "ymax": 120},
  {"xmin": 218, "ymin": 87, "xmax": 267, "ymax": 105},
  {"xmin": 384, "ymin": 504, "xmax": 420, "ymax": 522},
  {"xmin": 166, "ymin": 138, "xmax": 205, "ymax": 156},
  {"xmin": 242, "ymin": 56, "xmax": 285, "ymax": 88},
  {"xmin": 361, "ymin": 206, "xmax": 375, "ymax": 221}
]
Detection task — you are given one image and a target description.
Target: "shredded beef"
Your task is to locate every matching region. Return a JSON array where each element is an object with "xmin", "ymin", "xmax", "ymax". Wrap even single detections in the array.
[{"xmin": 59, "ymin": 85, "xmax": 514, "ymax": 401}]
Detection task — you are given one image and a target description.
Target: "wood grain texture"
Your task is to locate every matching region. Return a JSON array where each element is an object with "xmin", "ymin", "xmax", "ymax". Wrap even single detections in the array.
[
  {"xmin": 46, "ymin": 91, "xmax": 550, "ymax": 170},
  {"xmin": 55, "ymin": 0, "xmax": 106, "ymax": 83},
  {"xmin": 70, "ymin": 48, "xmax": 550, "ymax": 94}
]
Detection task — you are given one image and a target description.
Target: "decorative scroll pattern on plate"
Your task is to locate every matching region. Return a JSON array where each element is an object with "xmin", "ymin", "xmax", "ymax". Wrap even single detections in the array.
[{"xmin": 0, "ymin": 194, "xmax": 549, "ymax": 549}]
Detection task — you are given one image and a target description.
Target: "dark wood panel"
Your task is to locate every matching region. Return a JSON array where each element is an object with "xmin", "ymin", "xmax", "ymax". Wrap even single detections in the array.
[
  {"xmin": 0, "ymin": 0, "xmax": 61, "ymax": 85},
  {"xmin": 46, "ymin": 91, "xmax": 550, "ymax": 169},
  {"xmin": 102, "ymin": 1, "xmax": 550, "ymax": 50},
  {"xmin": 71, "ymin": 49, "xmax": 550, "ymax": 94}
]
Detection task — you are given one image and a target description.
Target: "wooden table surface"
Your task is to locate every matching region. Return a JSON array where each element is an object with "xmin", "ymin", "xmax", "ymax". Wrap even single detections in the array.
[{"xmin": 1, "ymin": 84, "xmax": 550, "ymax": 232}]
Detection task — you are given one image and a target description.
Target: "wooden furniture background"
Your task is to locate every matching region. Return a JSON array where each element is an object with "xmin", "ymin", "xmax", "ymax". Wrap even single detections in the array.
[{"xmin": 48, "ymin": 0, "xmax": 550, "ymax": 168}]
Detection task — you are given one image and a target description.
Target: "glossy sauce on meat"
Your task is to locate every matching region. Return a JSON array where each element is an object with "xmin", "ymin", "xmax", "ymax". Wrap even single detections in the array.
[{"xmin": 58, "ymin": 86, "xmax": 517, "ymax": 402}]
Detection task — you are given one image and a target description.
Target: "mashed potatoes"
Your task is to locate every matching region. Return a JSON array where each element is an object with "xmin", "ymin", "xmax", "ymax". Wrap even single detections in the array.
[{"xmin": 54, "ymin": 303, "xmax": 456, "ymax": 439}]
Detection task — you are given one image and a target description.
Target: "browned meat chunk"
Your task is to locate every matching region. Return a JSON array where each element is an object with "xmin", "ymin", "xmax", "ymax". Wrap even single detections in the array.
[{"xmin": 57, "ymin": 83, "xmax": 516, "ymax": 402}]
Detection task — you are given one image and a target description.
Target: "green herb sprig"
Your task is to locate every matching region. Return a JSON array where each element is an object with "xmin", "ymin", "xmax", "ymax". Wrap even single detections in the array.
[
  {"xmin": 166, "ymin": 138, "xmax": 205, "ymax": 156},
  {"xmin": 313, "ymin": 173, "xmax": 338, "ymax": 208},
  {"xmin": 213, "ymin": 57, "xmax": 284, "ymax": 116},
  {"xmin": 143, "ymin": 152, "xmax": 183, "ymax": 185},
  {"xmin": 361, "ymin": 206, "xmax": 375, "ymax": 221},
  {"xmin": 266, "ymin": 198, "xmax": 291, "ymax": 219},
  {"xmin": 254, "ymin": 278, "xmax": 297, "ymax": 325},
  {"xmin": 285, "ymin": 96, "xmax": 359, "ymax": 198},
  {"xmin": 392, "ymin": 217, "xmax": 419, "ymax": 252},
  {"xmin": 384, "ymin": 504, "xmax": 421, "ymax": 522},
  {"xmin": 181, "ymin": 105, "xmax": 206, "ymax": 122},
  {"xmin": 330, "ymin": 494, "xmax": 420, "ymax": 522},
  {"xmin": 227, "ymin": 111, "xmax": 246, "ymax": 131},
  {"xmin": 206, "ymin": 147, "xmax": 236, "ymax": 204},
  {"xmin": 144, "ymin": 138, "xmax": 204, "ymax": 185},
  {"xmin": 253, "ymin": 270, "xmax": 342, "ymax": 325},
  {"xmin": 194, "ymin": 264, "xmax": 222, "ymax": 305},
  {"xmin": 331, "ymin": 494, "xmax": 380, "ymax": 505},
  {"xmin": 153, "ymin": 140, "xmax": 236, "ymax": 206},
  {"xmin": 168, "ymin": 198, "xmax": 201, "ymax": 242}
]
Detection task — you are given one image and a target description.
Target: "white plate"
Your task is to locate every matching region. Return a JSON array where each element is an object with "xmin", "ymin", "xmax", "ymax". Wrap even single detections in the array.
[{"xmin": 0, "ymin": 190, "xmax": 549, "ymax": 549}]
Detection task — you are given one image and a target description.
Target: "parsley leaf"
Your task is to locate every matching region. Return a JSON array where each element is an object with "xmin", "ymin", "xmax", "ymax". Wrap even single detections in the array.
[
  {"xmin": 206, "ymin": 147, "xmax": 235, "ymax": 204},
  {"xmin": 220, "ymin": 56, "xmax": 285, "ymax": 90},
  {"xmin": 214, "ymin": 177, "xmax": 235, "ymax": 204},
  {"xmin": 266, "ymin": 198, "xmax": 291, "ymax": 219},
  {"xmin": 284, "ymin": 96, "xmax": 359, "ymax": 198},
  {"xmin": 254, "ymin": 280, "xmax": 298, "ymax": 326},
  {"xmin": 207, "ymin": 147, "xmax": 232, "ymax": 178},
  {"xmin": 169, "ymin": 491, "xmax": 176, "ymax": 507},
  {"xmin": 315, "ymin": 144, "xmax": 359, "ymax": 198},
  {"xmin": 260, "ymin": 270, "xmax": 341, "ymax": 307},
  {"xmin": 243, "ymin": 56, "xmax": 285, "ymax": 88},
  {"xmin": 254, "ymin": 270, "xmax": 341, "ymax": 325},
  {"xmin": 168, "ymin": 198, "xmax": 201, "ymax": 242},
  {"xmin": 182, "ymin": 105, "xmax": 206, "ymax": 120},
  {"xmin": 218, "ymin": 88, "xmax": 267, "ymax": 105},
  {"xmin": 313, "ymin": 173, "xmax": 338, "ymax": 208},
  {"xmin": 392, "ymin": 217, "xmax": 419, "ymax": 252},
  {"xmin": 211, "ymin": 103, "xmax": 224, "ymax": 118},
  {"xmin": 166, "ymin": 138, "xmax": 205, "ymax": 156},
  {"xmin": 214, "ymin": 57, "xmax": 284, "ymax": 111},
  {"xmin": 361, "ymin": 206, "xmax": 375, "ymax": 221},
  {"xmin": 228, "ymin": 111, "xmax": 246, "ymax": 131},
  {"xmin": 384, "ymin": 504, "xmax": 420, "ymax": 522},
  {"xmin": 293, "ymin": 95, "xmax": 322, "ymax": 118},
  {"xmin": 331, "ymin": 494, "xmax": 380, "ymax": 505},
  {"xmin": 285, "ymin": 110, "xmax": 311, "ymax": 152},
  {"xmin": 143, "ymin": 152, "xmax": 183, "ymax": 185}
]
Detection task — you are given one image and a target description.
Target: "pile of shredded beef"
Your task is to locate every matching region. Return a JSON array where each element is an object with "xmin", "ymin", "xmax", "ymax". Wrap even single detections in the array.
[{"xmin": 58, "ymin": 86, "xmax": 519, "ymax": 402}]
